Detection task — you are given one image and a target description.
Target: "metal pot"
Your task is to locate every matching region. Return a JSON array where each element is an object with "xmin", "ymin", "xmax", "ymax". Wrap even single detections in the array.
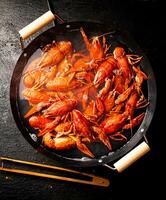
[{"xmin": 10, "ymin": 11, "xmax": 156, "ymax": 172}]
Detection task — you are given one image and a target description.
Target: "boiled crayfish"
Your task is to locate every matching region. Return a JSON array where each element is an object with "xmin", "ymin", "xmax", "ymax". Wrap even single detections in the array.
[{"xmin": 21, "ymin": 28, "xmax": 149, "ymax": 158}]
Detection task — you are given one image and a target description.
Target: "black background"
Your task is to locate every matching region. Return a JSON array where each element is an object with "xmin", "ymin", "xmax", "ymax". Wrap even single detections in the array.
[{"xmin": 0, "ymin": 0, "xmax": 164, "ymax": 199}]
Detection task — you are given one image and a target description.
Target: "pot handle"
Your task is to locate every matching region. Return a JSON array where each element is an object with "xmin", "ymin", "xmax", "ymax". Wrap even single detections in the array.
[
  {"xmin": 18, "ymin": 11, "xmax": 64, "ymax": 49},
  {"xmin": 104, "ymin": 141, "xmax": 150, "ymax": 173}
]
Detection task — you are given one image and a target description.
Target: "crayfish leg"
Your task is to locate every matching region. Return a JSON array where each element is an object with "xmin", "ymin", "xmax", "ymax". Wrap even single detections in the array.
[
  {"xmin": 37, "ymin": 116, "xmax": 61, "ymax": 137},
  {"xmin": 24, "ymin": 105, "xmax": 38, "ymax": 118},
  {"xmin": 123, "ymin": 112, "xmax": 145, "ymax": 130},
  {"xmin": 109, "ymin": 132, "xmax": 127, "ymax": 142}
]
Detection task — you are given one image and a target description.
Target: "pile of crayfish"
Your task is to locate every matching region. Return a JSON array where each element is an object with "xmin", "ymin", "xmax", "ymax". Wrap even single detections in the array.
[{"xmin": 22, "ymin": 27, "xmax": 149, "ymax": 158}]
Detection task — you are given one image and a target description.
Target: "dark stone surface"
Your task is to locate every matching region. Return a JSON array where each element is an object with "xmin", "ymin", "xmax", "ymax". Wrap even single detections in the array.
[{"xmin": 0, "ymin": 0, "xmax": 164, "ymax": 199}]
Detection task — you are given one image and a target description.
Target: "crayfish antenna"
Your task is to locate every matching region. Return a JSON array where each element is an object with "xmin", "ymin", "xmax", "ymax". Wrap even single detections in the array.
[
  {"xmin": 129, "ymin": 116, "xmax": 133, "ymax": 138},
  {"xmin": 80, "ymin": 27, "xmax": 91, "ymax": 52}
]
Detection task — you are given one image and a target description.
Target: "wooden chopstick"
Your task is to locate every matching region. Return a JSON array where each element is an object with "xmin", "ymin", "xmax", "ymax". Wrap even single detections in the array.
[{"xmin": 0, "ymin": 157, "xmax": 110, "ymax": 187}]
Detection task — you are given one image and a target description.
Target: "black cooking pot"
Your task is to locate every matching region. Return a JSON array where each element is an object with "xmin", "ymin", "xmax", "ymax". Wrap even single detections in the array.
[{"xmin": 10, "ymin": 11, "xmax": 156, "ymax": 170}]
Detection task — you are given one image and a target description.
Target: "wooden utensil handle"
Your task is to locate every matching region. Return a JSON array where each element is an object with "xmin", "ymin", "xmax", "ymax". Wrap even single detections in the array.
[
  {"xmin": 19, "ymin": 10, "xmax": 55, "ymax": 40},
  {"xmin": 0, "ymin": 167, "xmax": 109, "ymax": 187},
  {"xmin": 0, "ymin": 157, "xmax": 110, "ymax": 187},
  {"xmin": 113, "ymin": 141, "xmax": 150, "ymax": 173}
]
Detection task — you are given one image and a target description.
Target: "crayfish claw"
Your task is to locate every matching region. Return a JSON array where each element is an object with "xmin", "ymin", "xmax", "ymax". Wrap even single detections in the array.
[
  {"xmin": 76, "ymin": 138, "xmax": 94, "ymax": 158},
  {"xmin": 92, "ymin": 126, "xmax": 112, "ymax": 150}
]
